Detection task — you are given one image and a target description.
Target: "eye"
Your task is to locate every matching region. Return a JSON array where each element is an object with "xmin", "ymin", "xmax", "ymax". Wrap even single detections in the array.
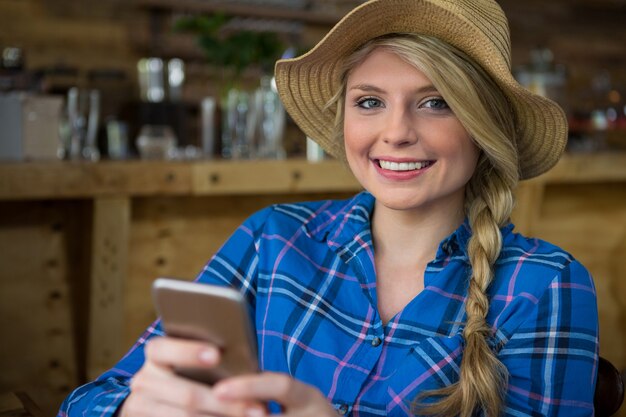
[
  {"xmin": 356, "ymin": 97, "xmax": 383, "ymax": 110},
  {"xmin": 421, "ymin": 97, "xmax": 450, "ymax": 110}
]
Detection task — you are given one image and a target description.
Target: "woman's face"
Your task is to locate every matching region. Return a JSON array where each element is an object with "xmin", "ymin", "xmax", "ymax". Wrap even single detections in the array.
[{"xmin": 343, "ymin": 48, "xmax": 480, "ymax": 215}]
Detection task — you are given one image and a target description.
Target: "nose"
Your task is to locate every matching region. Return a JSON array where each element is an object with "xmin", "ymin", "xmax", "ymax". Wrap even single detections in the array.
[{"xmin": 382, "ymin": 106, "xmax": 418, "ymax": 147}]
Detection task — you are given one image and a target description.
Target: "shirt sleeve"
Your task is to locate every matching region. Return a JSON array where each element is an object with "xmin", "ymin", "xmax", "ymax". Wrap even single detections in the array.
[
  {"xmin": 498, "ymin": 259, "xmax": 599, "ymax": 416},
  {"xmin": 57, "ymin": 206, "xmax": 273, "ymax": 417}
]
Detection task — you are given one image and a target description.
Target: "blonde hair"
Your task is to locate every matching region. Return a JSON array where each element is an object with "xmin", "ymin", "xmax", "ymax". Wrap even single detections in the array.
[{"xmin": 329, "ymin": 34, "xmax": 520, "ymax": 416}]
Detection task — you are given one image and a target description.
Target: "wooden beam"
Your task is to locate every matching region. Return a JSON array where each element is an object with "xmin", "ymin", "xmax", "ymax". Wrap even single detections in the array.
[
  {"xmin": 191, "ymin": 159, "xmax": 361, "ymax": 194},
  {"xmin": 1, "ymin": 155, "xmax": 623, "ymax": 201},
  {"xmin": 136, "ymin": 0, "xmax": 340, "ymax": 26},
  {"xmin": 511, "ymin": 180, "xmax": 546, "ymax": 236},
  {"xmin": 86, "ymin": 197, "xmax": 131, "ymax": 379},
  {"xmin": 0, "ymin": 160, "xmax": 193, "ymax": 200}
]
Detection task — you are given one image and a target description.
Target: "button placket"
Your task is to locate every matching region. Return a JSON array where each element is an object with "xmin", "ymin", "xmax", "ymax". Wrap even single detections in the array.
[{"xmin": 336, "ymin": 403, "xmax": 349, "ymax": 415}]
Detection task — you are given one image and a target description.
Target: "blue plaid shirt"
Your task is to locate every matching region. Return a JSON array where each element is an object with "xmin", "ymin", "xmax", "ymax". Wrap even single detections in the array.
[{"xmin": 59, "ymin": 191, "xmax": 598, "ymax": 416}]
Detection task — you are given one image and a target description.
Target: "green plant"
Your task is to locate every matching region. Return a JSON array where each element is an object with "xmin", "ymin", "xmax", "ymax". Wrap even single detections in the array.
[{"xmin": 174, "ymin": 14, "xmax": 285, "ymax": 80}]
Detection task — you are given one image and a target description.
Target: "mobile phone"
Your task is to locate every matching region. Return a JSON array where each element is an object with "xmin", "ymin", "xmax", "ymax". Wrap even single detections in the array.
[{"xmin": 152, "ymin": 277, "xmax": 258, "ymax": 385}]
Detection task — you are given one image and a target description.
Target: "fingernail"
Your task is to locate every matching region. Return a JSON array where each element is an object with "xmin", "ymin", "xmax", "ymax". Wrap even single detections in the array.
[
  {"xmin": 198, "ymin": 348, "xmax": 217, "ymax": 364},
  {"xmin": 212, "ymin": 383, "xmax": 230, "ymax": 398},
  {"xmin": 245, "ymin": 407, "xmax": 266, "ymax": 417}
]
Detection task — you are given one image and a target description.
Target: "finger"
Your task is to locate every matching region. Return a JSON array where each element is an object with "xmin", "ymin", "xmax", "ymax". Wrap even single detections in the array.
[
  {"xmin": 122, "ymin": 390, "xmax": 191, "ymax": 417},
  {"xmin": 131, "ymin": 361, "xmax": 259, "ymax": 417},
  {"xmin": 125, "ymin": 393, "xmax": 245, "ymax": 417},
  {"xmin": 145, "ymin": 336, "xmax": 220, "ymax": 369},
  {"xmin": 213, "ymin": 373, "xmax": 322, "ymax": 409}
]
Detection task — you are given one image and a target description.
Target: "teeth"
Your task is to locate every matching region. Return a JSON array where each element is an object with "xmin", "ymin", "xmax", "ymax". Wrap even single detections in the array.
[{"xmin": 378, "ymin": 160, "xmax": 431, "ymax": 171}]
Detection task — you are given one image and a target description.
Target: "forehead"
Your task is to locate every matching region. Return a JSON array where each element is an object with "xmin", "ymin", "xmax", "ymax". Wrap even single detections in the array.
[{"xmin": 346, "ymin": 48, "xmax": 433, "ymax": 89}]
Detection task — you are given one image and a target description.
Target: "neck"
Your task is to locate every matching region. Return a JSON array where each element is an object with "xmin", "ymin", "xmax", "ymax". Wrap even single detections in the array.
[{"xmin": 371, "ymin": 199, "xmax": 465, "ymax": 264}]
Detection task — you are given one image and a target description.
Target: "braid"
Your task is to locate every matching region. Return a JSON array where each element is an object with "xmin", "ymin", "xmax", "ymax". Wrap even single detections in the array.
[
  {"xmin": 461, "ymin": 159, "xmax": 514, "ymax": 416},
  {"xmin": 413, "ymin": 157, "xmax": 514, "ymax": 417}
]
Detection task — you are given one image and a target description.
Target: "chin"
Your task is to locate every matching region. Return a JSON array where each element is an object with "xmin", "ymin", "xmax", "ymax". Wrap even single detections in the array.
[{"xmin": 374, "ymin": 195, "xmax": 423, "ymax": 211}]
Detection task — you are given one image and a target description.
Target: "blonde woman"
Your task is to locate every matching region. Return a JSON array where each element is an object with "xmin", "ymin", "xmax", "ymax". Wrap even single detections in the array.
[{"xmin": 59, "ymin": 1, "xmax": 598, "ymax": 416}]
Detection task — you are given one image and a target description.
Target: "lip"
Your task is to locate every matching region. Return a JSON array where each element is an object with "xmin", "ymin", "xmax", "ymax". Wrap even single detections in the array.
[{"xmin": 372, "ymin": 157, "xmax": 435, "ymax": 180}]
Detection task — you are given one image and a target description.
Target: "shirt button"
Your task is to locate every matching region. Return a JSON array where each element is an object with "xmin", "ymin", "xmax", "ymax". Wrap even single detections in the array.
[
  {"xmin": 371, "ymin": 336, "xmax": 382, "ymax": 347},
  {"xmin": 337, "ymin": 404, "xmax": 349, "ymax": 415}
]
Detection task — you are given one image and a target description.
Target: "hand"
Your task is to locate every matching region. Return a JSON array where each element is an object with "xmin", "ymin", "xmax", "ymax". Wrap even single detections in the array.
[
  {"xmin": 120, "ymin": 336, "xmax": 265, "ymax": 417},
  {"xmin": 213, "ymin": 372, "xmax": 338, "ymax": 417}
]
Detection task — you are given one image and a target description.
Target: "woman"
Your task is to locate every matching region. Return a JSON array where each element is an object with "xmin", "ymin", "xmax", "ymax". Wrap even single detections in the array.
[{"xmin": 59, "ymin": 0, "xmax": 598, "ymax": 416}]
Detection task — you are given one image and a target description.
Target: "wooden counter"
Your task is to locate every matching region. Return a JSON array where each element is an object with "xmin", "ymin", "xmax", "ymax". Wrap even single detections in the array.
[
  {"xmin": 1, "ymin": 155, "xmax": 625, "ymax": 415},
  {"xmin": 1, "ymin": 153, "xmax": 624, "ymax": 200}
]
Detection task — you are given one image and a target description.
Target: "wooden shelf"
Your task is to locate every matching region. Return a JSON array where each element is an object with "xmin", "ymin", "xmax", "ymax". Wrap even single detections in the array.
[
  {"xmin": 530, "ymin": 152, "xmax": 626, "ymax": 184},
  {"xmin": 135, "ymin": 0, "xmax": 341, "ymax": 26},
  {"xmin": 1, "ymin": 153, "xmax": 626, "ymax": 201},
  {"xmin": 0, "ymin": 159, "xmax": 361, "ymax": 200}
]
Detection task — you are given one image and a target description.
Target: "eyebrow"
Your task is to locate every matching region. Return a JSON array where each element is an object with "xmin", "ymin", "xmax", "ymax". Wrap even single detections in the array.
[{"xmin": 348, "ymin": 83, "xmax": 440, "ymax": 95}]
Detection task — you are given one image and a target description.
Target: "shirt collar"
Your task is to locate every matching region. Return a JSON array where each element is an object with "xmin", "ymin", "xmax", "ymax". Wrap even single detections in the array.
[
  {"xmin": 434, "ymin": 219, "xmax": 471, "ymax": 260},
  {"xmin": 303, "ymin": 191, "xmax": 515, "ymax": 260},
  {"xmin": 435, "ymin": 220, "xmax": 515, "ymax": 261},
  {"xmin": 303, "ymin": 191, "xmax": 375, "ymax": 250}
]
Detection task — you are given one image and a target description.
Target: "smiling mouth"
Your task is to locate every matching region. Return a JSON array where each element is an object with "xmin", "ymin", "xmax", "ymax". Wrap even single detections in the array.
[{"xmin": 377, "ymin": 159, "xmax": 434, "ymax": 171}]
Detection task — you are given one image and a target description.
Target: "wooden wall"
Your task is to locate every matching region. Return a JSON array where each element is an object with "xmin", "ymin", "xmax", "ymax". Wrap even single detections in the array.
[{"xmin": 0, "ymin": 200, "xmax": 91, "ymax": 415}]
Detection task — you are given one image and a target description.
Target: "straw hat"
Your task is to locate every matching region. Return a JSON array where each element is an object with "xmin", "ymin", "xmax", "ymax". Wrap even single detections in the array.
[{"xmin": 274, "ymin": 0, "xmax": 568, "ymax": 180}]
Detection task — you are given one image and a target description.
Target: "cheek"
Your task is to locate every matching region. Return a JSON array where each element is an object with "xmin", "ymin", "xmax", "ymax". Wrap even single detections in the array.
[
  {"xmin": 461, "ymin": 136, "xmax": 481, "ymax": 165},
  {"xmin": 429, "ymin": 125, "xmax": 480, "ymax": 178},
  {"xmin": 455, "ymin": 138, "xmax": 480, "ymax": 180},
  {"xmin": 436, "ymin": 124, "xmax": 477, "ymax": 160},
  {"xmin": 343, "ymin": 121, "xmax": 370, "ymax": 181},
  {"xmin": 343, "ymin": 135, "xmax": 362, "ymax": 175},
  {"xmin": 343, "ymin": 117, "xmax": 367, "ymax": 155},
  {"xmin": 344, "ymin": 113, "xmax": 359, "ymax": 137}
]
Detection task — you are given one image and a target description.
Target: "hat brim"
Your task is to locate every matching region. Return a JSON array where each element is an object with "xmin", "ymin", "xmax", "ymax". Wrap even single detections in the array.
[{"xmin": 275, "ymin": 0, "xmax": 567, "ymax": 180}]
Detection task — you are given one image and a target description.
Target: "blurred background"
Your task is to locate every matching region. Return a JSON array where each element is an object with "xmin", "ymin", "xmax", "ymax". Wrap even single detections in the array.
[{"xmin": 0, "ymin": 0, "xmax": 625, "ymax": 415}]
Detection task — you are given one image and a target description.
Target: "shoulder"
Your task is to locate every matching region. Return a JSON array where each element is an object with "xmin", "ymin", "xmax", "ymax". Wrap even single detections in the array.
[
  {"xmin": 500, "ymin": 229, "xmax": 574, "ymax": 270},
  {"xmin": 493, "ymin": 226, "xmax": 595, "ymax": 299},
  {"xmin": 246, "ymin": 198, "xmax": 343, "ymax": 228},
  {"xmin": 244, "ymin": 192, "xmax": 372, "ymax": 237},
  {"xmin": 489, "ymin": 227, "xmax": 597, "ymax": 339}
]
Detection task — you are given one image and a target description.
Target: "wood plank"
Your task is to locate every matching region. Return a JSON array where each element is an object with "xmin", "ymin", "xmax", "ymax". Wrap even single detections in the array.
[
  {"xmin": 511, "ymin": 181, "xmax": 545, "ymax": 236},
  {"xmin": 86, "ymin": 197, "xmax": 131, "ymax": 379},
  {"xmin": 191, "ymin": 159, "xmax": 361, "ymax": 195},
  {"xmin": 1, "ymin": 392, "xmax": 46, "ymax": 417},
  {"xmin": 136, "ymin": 0, "xmax": 341, "ymax": 25},
  {"xmin": 0, "ymin": 201, "xmax": 80, "ymax": 416},
  {"xmin": 2, "ymin": 154, "xmax": 623, "ymax": 201},
  {"xmin": 0, "ymin": 161, "xmax": 193, "ymax": 200},
  {"xmin": 0, "ymin": 392, "xmax": 24, "ymax": 415},
  {"xmin": 0, "ymin": 159, "xmax": 362, "ymax": 199},
  {"xmin": 540, "ymin": 152, "xmax": 626, "ymax": 183}
]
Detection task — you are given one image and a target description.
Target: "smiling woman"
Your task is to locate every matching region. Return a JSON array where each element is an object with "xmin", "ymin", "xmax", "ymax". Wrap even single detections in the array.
[{"xmin": 58, "ymin": 1, "xmax": 599, "ymax": 417}]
